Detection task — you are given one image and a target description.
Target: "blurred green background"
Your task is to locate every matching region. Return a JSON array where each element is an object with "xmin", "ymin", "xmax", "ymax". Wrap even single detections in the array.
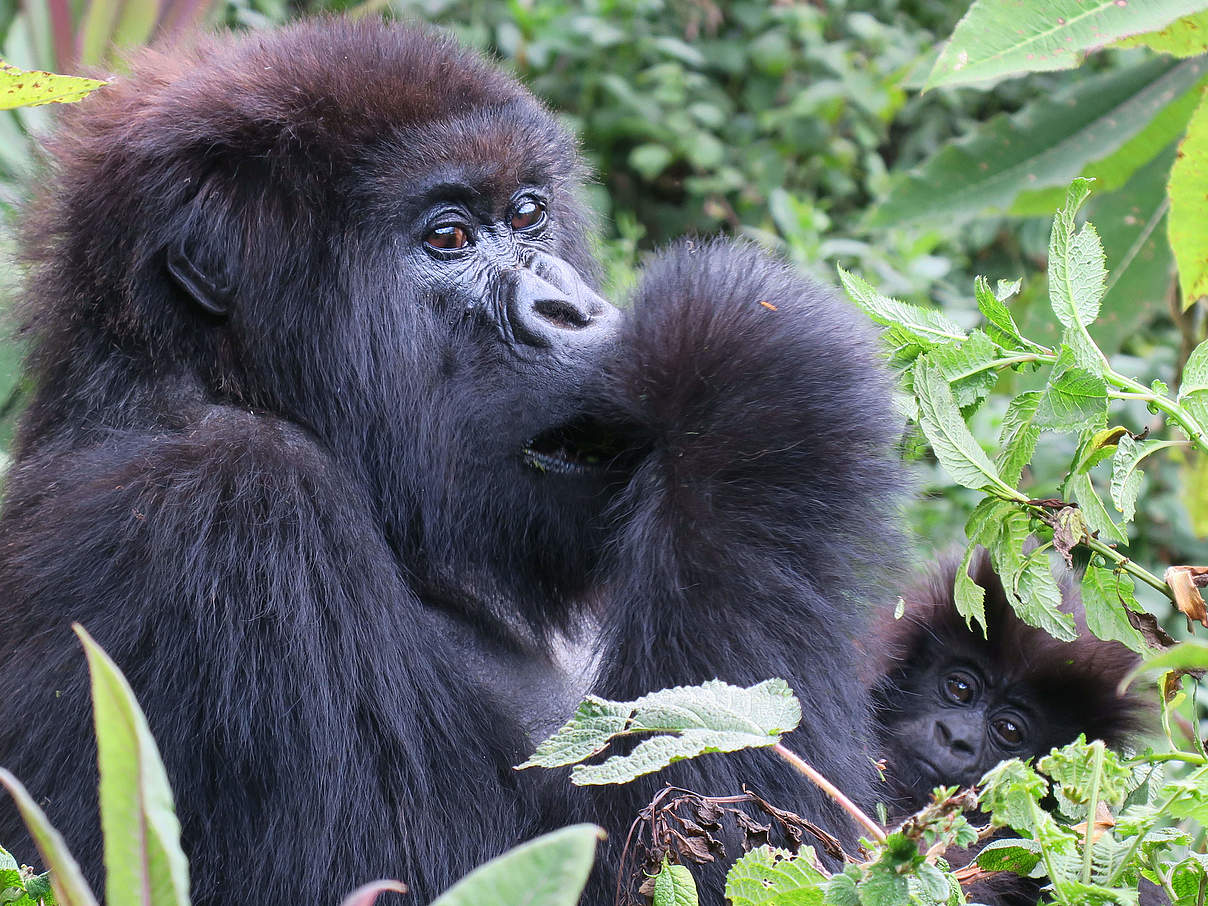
[{"xmin": 0, "ymin": 0, "xmax": 1203, "ymax": 591}]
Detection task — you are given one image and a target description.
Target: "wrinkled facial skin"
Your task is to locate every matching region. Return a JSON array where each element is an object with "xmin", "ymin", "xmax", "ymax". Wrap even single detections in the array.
[{"xmin": 878, "ymin": 657, "xmax": 1037, "ymax": 798}]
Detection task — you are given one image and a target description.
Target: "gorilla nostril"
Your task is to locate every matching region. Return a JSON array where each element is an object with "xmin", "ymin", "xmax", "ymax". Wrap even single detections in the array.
[
  {"xmin": 533, "ymin": 298, "xmax": 590, "ymax": 330},
  {"xmin": 934, "ymin": 721, "xmax": 952, "ymax": 745}
]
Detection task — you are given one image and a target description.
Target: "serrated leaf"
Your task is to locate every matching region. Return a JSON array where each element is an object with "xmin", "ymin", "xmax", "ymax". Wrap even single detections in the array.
[
  {"xmin": 1082, "ymin": 566, "xmax": 1146, "ymax": 652},
  {"xmin": 926, "ymin": 0, "xmax": 1205, "ymax": 88},
  {"xmin": 429, "ymin": 825, "xmax": 601, "ymax": 906},
  {"xmin": 838, "ymin": 268, "xmax": 966, "ymax": 344},
  {"xmin": 76, "ymin": 626, "xmax": 190, "ymax": 906},
  {"xmin": 1041, "ymin": 737, "xmax": 1132, "ymax": 806},
  {"xmin": 928, "ymin": 329, "xmax": 1000, "ymax": 410},
  {"xmin": 1110, "ymin": 435, "xmax": 1180, "ymax": 521},
  {"xmin": 0, "ymin": 62, "xmax": 106, "ymax": 110},
  {"xmin": 1177, "ymin": 337, "xmax": 1208, "ymax": 437},
  {"xmin": 996, "ymin": 391, "xmax": 1041, "ymax": 486},
  {"xmin": 725, "ymin": 847, "xmax": 826, "ymax": 906},
  {"xmin": 1049, "ymin": 179, "xmax": 1107, "ymax": 329},
  {"xmin": 976, "ymin": 276, "xmax": 1031, "ymax": 351},
  {"xmin": 957, "ymin": 499, "xmax": 1020, "ymax": 634},
  {"xmin": 991, "ymin": 517, "xmax": 1079, "ymax": 641},
  {"xmin": 870, "ymin": 58, "xmax": 1206, "ymax": 226},
  {"xmin": 1116, "ymin": 10, "xmax": 1208, "ymax": 56},
  {"xmin": 913, "ymin": 358, "xmax": 1014, "ymax": 495},
  {"xmin": 856, "ymin": 865, "xmax": 909, "ymax": 906},
  {"xmin": 518, "ymin": 680, "xmax": 801, "ymax": 785},
  {"xmin": 652, "ymin": 859, "xmax": 699, "ymax": 906},
  {"xmin": 0, "ymin": 770, "xmax": 99, "ymax": 906},
  {"xmin": 1035, "ymin": 364, "xmax": 1109, "ymax": 431},
  {"xmin": 1170, "ymin": 88, "xmax": 1208, "ymax": 308}
]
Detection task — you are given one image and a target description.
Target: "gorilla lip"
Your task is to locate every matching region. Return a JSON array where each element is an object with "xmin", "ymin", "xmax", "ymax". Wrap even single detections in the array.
[{"xmin": 522, "ymin": 416, "xmax": 633, "ymax": 476}]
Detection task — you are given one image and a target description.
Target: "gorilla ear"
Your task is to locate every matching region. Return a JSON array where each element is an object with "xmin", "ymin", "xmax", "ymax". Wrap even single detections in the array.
[{"xmin": 167, "ymin": 241, "xmax": 232, "ymax": 318}]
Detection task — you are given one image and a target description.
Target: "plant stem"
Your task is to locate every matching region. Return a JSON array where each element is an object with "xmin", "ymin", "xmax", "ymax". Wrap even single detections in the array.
[
  {"xmin": 1081, "ymin": 741, "xmax": 1105, "ymax": 885},
  {"xmin": 772, "ymin": 742, "xmax": 887, "ymax": 843}
]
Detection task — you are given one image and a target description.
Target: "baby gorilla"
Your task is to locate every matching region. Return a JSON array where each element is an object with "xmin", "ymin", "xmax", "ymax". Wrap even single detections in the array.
[
  {"xmin": 871, "ymin": 551, "xmax": 1150, "ymax": 905},
  {"xmin": 872, "ymin": 550, "xmax": 1146, "ymax": 813}
]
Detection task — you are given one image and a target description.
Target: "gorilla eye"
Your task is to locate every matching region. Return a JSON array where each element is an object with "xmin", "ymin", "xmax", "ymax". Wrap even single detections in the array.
[
  {"xmin": 943, "ymin": 673, "xmax": 976, "ymax": 705},
  {"xmin": 992, "ymin": 717, "xmax": 1025, "ymax": 748},
  {"xmin": 510, "ymin": 198, "xmax": 546, "ymax": 232},
  {"xmin": 425, "ymin": 224, "xmax": 470, "ymax": 252}
]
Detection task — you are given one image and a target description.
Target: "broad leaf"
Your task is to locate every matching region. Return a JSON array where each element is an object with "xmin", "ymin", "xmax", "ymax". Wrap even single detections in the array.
[
  {"xmin": 517, "ymin": 679, "xmax": 801, "ymax": 785},
  {"xmin": 428, "ymin": 825, "xmax": 601, "ymax": 906},
  {"xmin": 725, "ymin": 847, "xmax": 826, "ymax": 906},
  {"xmin": 1120, "ymin": 640, "xmax": 1208, "ymax": 691},
  {"xmin": 1110, "ymin": 436, "xmax": 1181, "ymax": 522},
  {"xmin": 1049, "ymin": 179, "xmax": 1106, "ymax": 330},
  {"xmin": 0, "ymin": 62, "xmax": 106, "ymax": 109},
  {"xmin": 927, "ymin": 0, "xmax": 1205, "ymax": 88},
  {"xmin": 976, "ymin": 276, "xmax": 1032, "ymax": 352},
  {"xmin": 1178, "ymin": 337, "xmax": 1208, "ymax": 436},
  {"xmin": 652, "ymin": 859, "xmax": 699, "ymax": 906},
  {"xmin": 995, "ymin": 391, "xmax": 1041, "ymax": 487},
  {"xmin": 870, "ymin": 57, "xmax": 1205, "ymax": 226},
  {"xmin": 1116, "ymin": 10, "xmax": 1208, "ymax": 56},
  {"xmin": 837, "ymin": 268, "xmax": 966, "ymax": 344},
  {"xmin": 1170, "ymin": 88, "xmax": 1208, "ymax": 308}
]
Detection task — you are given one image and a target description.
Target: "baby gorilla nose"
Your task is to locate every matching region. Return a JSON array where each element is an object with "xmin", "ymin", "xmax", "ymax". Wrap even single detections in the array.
[{"xmin": 508, "ymin": 253, "xmax": 619, "ymax": 349}]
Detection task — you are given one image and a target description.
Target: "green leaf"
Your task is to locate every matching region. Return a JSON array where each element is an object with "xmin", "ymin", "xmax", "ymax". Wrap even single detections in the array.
[
  {"xmin": 1049, "ymin": 179, "xmax": 1106, "ymax": 330},
  {"xmin": 1090, "ymin": 145, "xmax": 1179, "ymax": 354},
  {"xmin": 1081, "ymin": 565, "xmax": 1146, "ymax": 652},
  {"xmin": 1116, "ymin": 10, "xmax": 1208, "ymax": 56},
  {"xmin": 1120, "ymin": 639, "xmax": 1208, "ymax": 691},
  {"xmin": 725, "ymin": 847, "xmax": 826, "ymax": 906},
  {"xmin": 1109, "ymin": 435, "xmax": 1180, "ymax": 521},
  {"xmin": 990, "ymin": 514, "xmax": 1079, "ymax": 641},
  {"xmin": 870, "ymin": 57, "xmax": 1206, "ymax": 226},
  {"xmin": 428, "ymin": 825, "xmax": 601, "ymax": 906},
  {"xmin": 979, "ymin": 759, "xmax": 1048, "ymax": 833},
  {"xmin": 0, "ymin": 846, "xmax": 30, "ymax": 906},
  {"xmin": 1040, "ymin": 737, "xmax": 1132, "ymax": 806},
  {"xmin": 976, "ymin": 838, "xmax": 1043, "ymax": 877},
  {"xmin": 517, "ymin": 679, "xmax": 801, "ymax": 785},
  {"xmin": 927, "ymin": 329, "xmax": 1000, "ymax": 410},
  {"xmin": 976, "ymin": 276, "xmax": 1032, "ymax": 352},
  {"xmin": 856, "ymin": 865, "xmax": 909, "ymax": 906},
  {"xmin": 1035, "ymin": 362, "xmax": 1108, "ymax": 431},
  {"xmin": 0, "ymin": 770, "xmax": 100, "ymax": 906},
  {"xmin": 913, "ymin": 357, "xmax": 1015, "ymax": 496},
  {"xmin": 629, "ymin": 144, "xmax": 674, "ymax": 181},
  {"xmin": 926, "ymin": 0, "xmax": 1206, "ymax": 88},
  {"xmin": 75, "ymin": 626, "xmax": 190, "ymax": 906},
  {"xmin": 996, "ymin": 391, "xmax": 1041, "ymax": 487},
  {"xmin": 1170, "ymin": 88, "xmax": 1208, "ymax": 308},
  {"xmin": 0, "ymin": 62, "xmax": 106, "ymax": 110},
  {"xmin": 958, "ymin": 499, "xmax": 1021, "ymax": 634},
  {"xmin": 652, "ymin": 859, "xmax": 698, "ymax": 906},
  {"xmin": 1066, "ymin": 470, "xmax": 1129, "ymax": 545},
  {"xmin": 837, "ymin": 268, "xmax": 966, "ymax": 345},
  {"xmin": 1178, "ymin": 338, "xmax": 1208, "ymax": 440}
]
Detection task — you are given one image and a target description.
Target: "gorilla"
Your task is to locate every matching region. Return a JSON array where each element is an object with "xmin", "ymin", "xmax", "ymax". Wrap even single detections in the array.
[
  {"xmin": 872, "ymin": 551, "xmax": 1148, "ymax": 905},
  {"xmin": 0, "ymin": 20, "xmax": 904, "ymax": 905}
]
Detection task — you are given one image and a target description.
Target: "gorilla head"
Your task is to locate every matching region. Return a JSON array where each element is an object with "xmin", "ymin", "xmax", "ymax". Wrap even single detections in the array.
[{"xmin": 21, "ymin": 21, "xmax": 628, "ymax": 622}]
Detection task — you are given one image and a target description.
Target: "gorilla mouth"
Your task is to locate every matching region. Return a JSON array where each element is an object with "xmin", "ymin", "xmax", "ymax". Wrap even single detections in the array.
[{"xmin": 523, "ymin": 417, "xmax": 635, "ymax": 476}]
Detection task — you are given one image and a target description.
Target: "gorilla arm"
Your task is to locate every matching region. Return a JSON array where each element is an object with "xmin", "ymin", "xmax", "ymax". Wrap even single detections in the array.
[
  {"xmin": 0, "ymin": 410, "xmax": 529, "ymax": 904},
  {"xmin": 589, "ymin": 241, "xmax": 906, "ymax": 849}
]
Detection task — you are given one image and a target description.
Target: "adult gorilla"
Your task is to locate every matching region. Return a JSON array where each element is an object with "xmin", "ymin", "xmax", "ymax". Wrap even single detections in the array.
[{"xmin": 0, "ymin": 20, "xmax": 903, "ymax": 905}]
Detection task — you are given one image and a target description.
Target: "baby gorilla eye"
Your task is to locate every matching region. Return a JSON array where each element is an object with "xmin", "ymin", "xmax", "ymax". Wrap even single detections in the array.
[
  {"xmin": 510, "ymin": 198, "xmax": 546, "ymax": 232},
  {"xmin": 992, "ymin": 717, "xmax": 1024, "ymax": 747},
  {"xmin": 943, "ymin": 673, "xmax": 975, "ymax": 705},
  {"xmin": 425, "ymin": 224, "xmax": 469, "ymax": 251}
]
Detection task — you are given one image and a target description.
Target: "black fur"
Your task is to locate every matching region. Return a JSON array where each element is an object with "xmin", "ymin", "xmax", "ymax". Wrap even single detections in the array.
[{"xmin": 0, "ymin": 20, "xmax": 904, "ymax": 905}]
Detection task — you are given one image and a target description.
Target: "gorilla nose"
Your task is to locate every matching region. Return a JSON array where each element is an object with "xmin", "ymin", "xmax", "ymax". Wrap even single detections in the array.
[{"xmin": 507, "ymin": 256, "xmax": 620, "ymax": 349}]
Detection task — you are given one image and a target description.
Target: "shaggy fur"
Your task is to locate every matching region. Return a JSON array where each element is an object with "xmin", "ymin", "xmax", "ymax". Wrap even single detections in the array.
[{"xmin": 0, "ymin": 20, "xmax": 904, "ymax": 905}]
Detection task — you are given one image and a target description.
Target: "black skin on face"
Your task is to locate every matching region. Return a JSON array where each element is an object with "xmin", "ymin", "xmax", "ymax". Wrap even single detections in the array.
[{"xmin": 0, "ymin": 20, "xmax": 907, "ymax": 906}]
